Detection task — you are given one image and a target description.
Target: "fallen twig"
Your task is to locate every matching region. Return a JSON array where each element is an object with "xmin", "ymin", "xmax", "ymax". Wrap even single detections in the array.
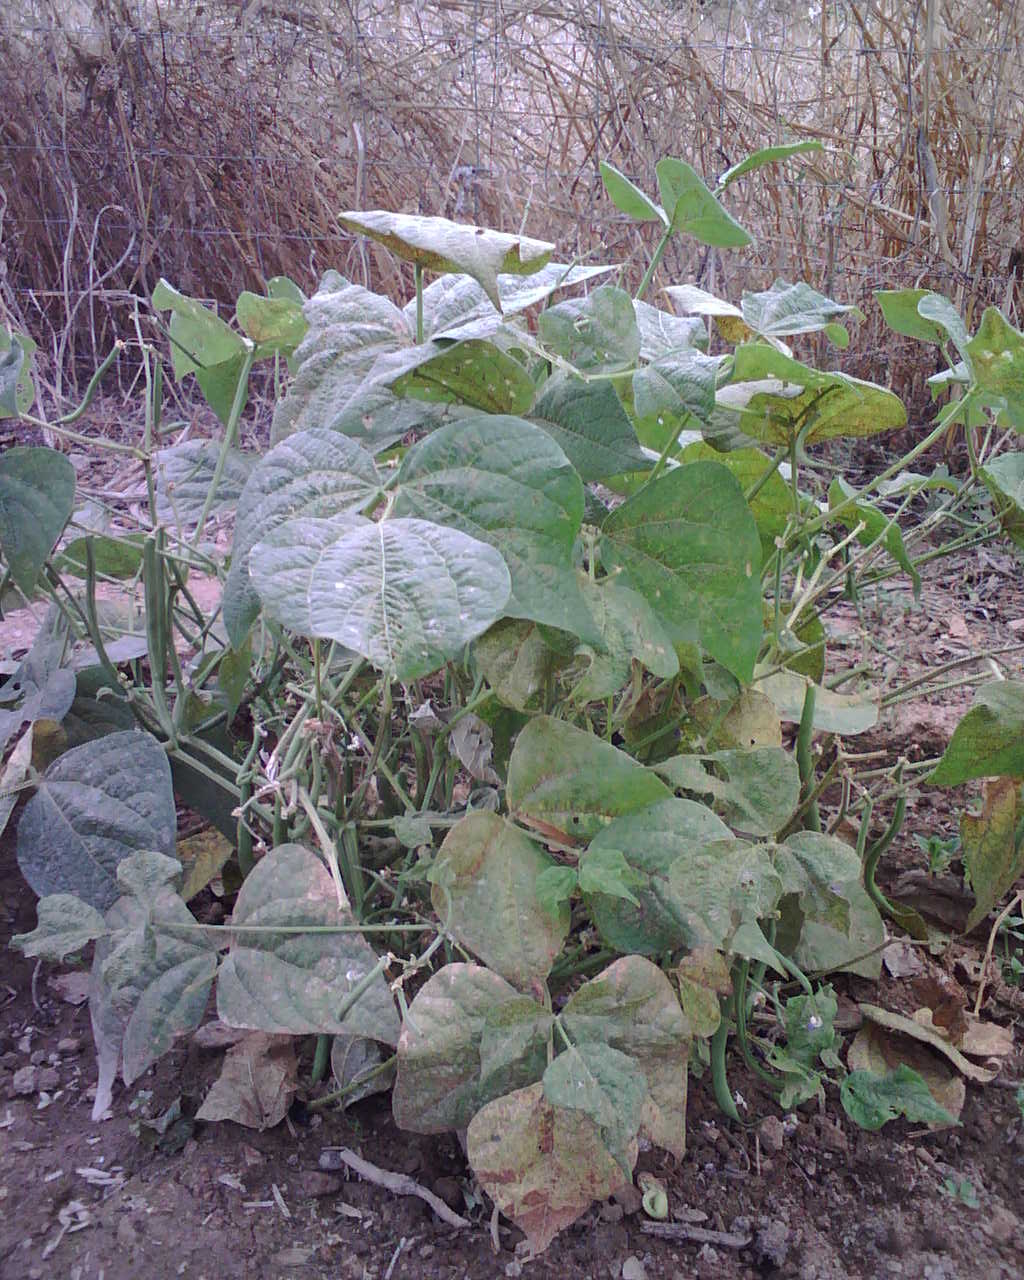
[
  {"xmin": 319, "ymin": 1146, "xmax": 470, "ymax": 1229},
  {"xmin": 639, "ymin": 1220, "xmax": 752, "ymax": 1249}
]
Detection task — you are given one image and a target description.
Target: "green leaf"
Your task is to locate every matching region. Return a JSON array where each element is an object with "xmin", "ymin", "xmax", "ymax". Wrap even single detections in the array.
[
  {"xmin": 680, "ymin": 441, "xmax": 795, "ymax": 558},
  {"xmin": 154, "ymin": 440, "xmax": 255, "ymax": 530},
  {"xmin": 841, "ymin": 1064, "xmax": 959, "ymax": 1132},
  {"xmin": 754, "ymin": 669, "xmax": 878, "ymax": 735},
  {"xmin": 538, "ymin": 286, "xmax": 641, "ymax": 374},
  {"xmin": 634, "ymin": 299, "xmax": 708, "ymax": 358},
  {"xmin": 57, "ymin": 533, "xmax": 147, "ymax": 581},
  {"xmin": 531, "ymin": 374, "xmax": 650, "ymax": 481},
  {"xmin": 600, "ymin": 460, "xmax": 763, "ymax": 682},
  {"xmin": 577, "ymin": 846, "xmax": 645, "ymax": 907},
  {"xmin": 720, "ymin": 344, "xmax": 907, "ymax": 444},
  {"xmin": 392, "ymin": 963, "xmax": 551, "ymax": 1132},
  {"xmin": 430, "ymin": 812, "xmax": 569, "ymax": 991},
  {"xmin": 928, "ymin": 681, "xmax": 1024, "ymax": 785},
  {"xmin": 249, "ymin": 515, "xmax": 510, "ymax": 681},
  {"xmin": 966, "ymin": 308, "xmax": 1024, "ymax": 425},
  {"xmin": 916, "ymin": 293, "xmax": 972, "ymax": 367},
  {"xmin": 0, "ymin": 327, "xmax": 37, "ymax": 418},
  {"xmin": 474, "ymin": 619, "xmax": 563, "ymax": 712},
  {"xmin": 599, "ymin": 161, "xmax": 667, "ymax": 224},
  {"xmin": 467, "ymin": 1083, "xmax": 631, "ymax": 1255},
  {"xmin": 543, "ymin": 1042, "xmax": 647, "ymax": 1177},
  {"xmin": 740, "ymin": 280, "xmax": 864, "ymax": 339},
  {"xmin": 580, "ymin": 798, "xmax": 735, "ymax": 955},
  {"xmin": 571, "ymin": 574, "xmax": 678, "ymax": 702},
  {"xmin": 11, "ymin": 893, "xmax": 109, "ymax": 961},
  {"xmin": 960, "ymin": 778, "xmax": 1023, "ymax": 932},
  {"xmin": 16, "ymin": 730, "xmax": 176, "ymax": 909},
  {"xmin": 874, "ymin": 289, "xmax": 947, "ymax": 344},
  {"xmin": 560, "ymin": 954, "xmax": 689, "ymax": 1158},
  {"xmin": 217, "ymin": 843, "xmax": 400, "ymax": 1043},
  {"xmin": 0, "ymin": 633, "xmax": 76, "ymax": 754},
  {"xmin": 394, "ymin": 414, "xmax": 595, "ymax": 641},
  {"xmin": 388, "ymin": 338, "xmax": 536, "ymax": 415},
  {"xmin": 235, "ymin": 290, "xmax": 308, "ymax": 353},
  {"xmin": 222, "ymin": 429, "xmax": 381, "ymax": 646},
  {"xmin": 653, "ymin": 747, "xmax": 800, "ymax": 836},
  {"xmin": 981, "ymin": 452, "xmax": 1024, "ymax": 549},
  {"xmin": 631, "ymin": 346, "xmax": 722, "ymax": 438},
  {"xmin": 717, "ymin": 141, "xmax": 823, "ymax": 187},
  {"xmin": 217, "ymin": 636, "xmax": 251, "ymax": 720},
  {"xmin": 535, "ymin": 866, "xmax": 578, "ymax": 920},
  {"xmin": 507, "ymin": 716, "xmax": 671, "ymax": 842},
  {"xmin": 773, "ymin": 832, "xmax": 885, "ymax": 979},
  {"xmin": 0, "ymin": 446, "xmax": 76, "ymax": 593},
  {"xmin": 152, "ymin": 279, "xmax": 250, "ymax": 424},
  {"xmin": 655, "ymin": 157, "xmax": 753, "ymax": 247},
  {"xmin": 339, "ymin": 210, "xmax": 553, "ymax": 312},
  {"xmin": 828, "ymin": 476, "xmax": 921, "ymax": 596}
]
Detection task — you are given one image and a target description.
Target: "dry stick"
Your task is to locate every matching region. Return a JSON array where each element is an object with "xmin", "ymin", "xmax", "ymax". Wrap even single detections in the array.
[
  {"xmin": 318, "ymin": 1148, "xmax": 470, "ymax": 1229},
  {"xmin": 639, "ymin": 1220, "xmax": 752, "ymax": 1249},
  {"xmin": 974, "ymin": 889, "xmax": 1024, "ymax": 1019}
]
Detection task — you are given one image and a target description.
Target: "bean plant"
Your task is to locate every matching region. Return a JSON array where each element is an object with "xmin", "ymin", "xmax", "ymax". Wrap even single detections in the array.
[{"xmin": 3, "ymin": 144, "xmax": 1024, "ymax": 1253}]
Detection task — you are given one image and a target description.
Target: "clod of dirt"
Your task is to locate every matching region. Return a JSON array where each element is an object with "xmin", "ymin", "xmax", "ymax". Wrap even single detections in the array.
[
  {"xmin": 758, "ymin": 1115, "xmax": 785, "ymax": 1153},
  {"xmin": 753, "ymin": 1216, "xmax": 791, "ymax": 1269},
  {"xmin": 9, "ymin": 1064, "xmax": 39, "ymax": 1095}
]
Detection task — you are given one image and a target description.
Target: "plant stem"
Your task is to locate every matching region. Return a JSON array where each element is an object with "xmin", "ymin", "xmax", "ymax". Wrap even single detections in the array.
[
  {"xmin": 634, "ymin": 224, "xmax": 673, "ymax": 302},
  {"xmin": 414, "ymin": 264, "xmax": 424, "ymax": 343}
]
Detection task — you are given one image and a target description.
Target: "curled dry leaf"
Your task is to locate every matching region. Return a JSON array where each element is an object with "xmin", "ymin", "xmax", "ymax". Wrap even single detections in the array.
[{"xmin": 196, "ymin": 1033, "xmax": 298, "ymax": 1131}]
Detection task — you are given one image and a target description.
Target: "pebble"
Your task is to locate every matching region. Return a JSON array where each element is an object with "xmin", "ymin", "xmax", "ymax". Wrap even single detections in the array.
[
  {"xmin": 612, "ymin": 1182, "xmax": 643, "ymax": 1216},
  {"xmin": 294, "ymin": 1170, "xmax": 341, "ymax": 1198},
  {"xmin": 753, "ymin": 1218, "xmax": 790, "ymax": 1269},
  {"xmin": 10, "ymin": 1066, "xmax": 38, "ymax": 1096},
  {"xmin": 622, "ymin": 1257, "xmax": 648, "ymax": 1280},
  {"xmin": 36, "ymin": 1067, "xmax": 60, "ymax": 1092},
  {"xmin": 758, "ymin": 1115, "xmax": 785, "ymax": 1153},
  {"xmin": 986, "ymin": 1204, "xmax": 1020, "ymax": 1245},
  {"xmin": 56, "ymin": 1037, "xmax": 82, "ymax": 1056}
]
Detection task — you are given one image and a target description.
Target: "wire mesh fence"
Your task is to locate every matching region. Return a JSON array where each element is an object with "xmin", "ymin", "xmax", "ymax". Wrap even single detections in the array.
[{"xmin": 2, "ymin": 0, "xmax": 1022, "ymax": 403}]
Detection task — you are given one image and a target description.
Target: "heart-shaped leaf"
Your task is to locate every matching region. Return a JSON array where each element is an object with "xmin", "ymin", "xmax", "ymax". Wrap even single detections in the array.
[
  {"xmin": 474, "ymin": 620, "xmax": 564, "ymax": 712},
  {"xmin": 152, "ymin": 280, "xmax": 250, "ymax": 424},
  {"xmin": 560, "ymin": 955, "xmax": 690, "ymax": 1158},
  {"xmin": 754, "ymin": 669, "xmax": 878, "ymax": 735},
  {"xmin": 655, "ymin": 157, "xmax": 752, "ymax": 247},
  {"xmin": 928, "ymin": 680, "xmax": 1024, "ymax": 785},
  {"xmin": 507, "ymin": 716, "xmax": 671, "ymax": 842},
  {"xmin": 599, "ymin": 162, "xmax": 667, "ymax": 224},
  {"xmin": 571, "ymin": 574, "xmax": 678, "ymax": 702},
  {"xmin": 394, "ymin": 414, "xmax": 594, "ymax": 640},
  {"xmin": 634, "ymin": 299, "xmax": 708, "ymax": 358},
  {"xmin": 875, "ymin": 289, "xmax": 947, "ymax": 344},
  {"xmin": 0, "ymin": 446, "xmax": 76, "ymax": 593},
  {"xmin": 223, "ymin": 429, "xmax": 381, "ymax": 645},
  {"xmin": 966, "ymin": 308, "xmax": 1024, "ymax": 426},
  {"xmin": 217, "ymin": 843, "xmax": 400, "ymax": 1043},
  {"xmin": 467, "ymin": 1083, "xmax": 631, "ymax": 1255},
  {"xmin": 680, "ymin": 441, "xmax": 796, "ymax": 558},
  {"xmin": 392, "ymin": 963, "xmax": 551, "ymax": 1132},
  {"xmin": 387, "ymin": 339, "xmax": 536, "ymax": 414},
  {"xmin": 600, "ymin": 460, "xmax": 763, "ymax": 682},
  {"xmin": 249, "ymin": 515, "xmax": 511, "ymax": 681},
  {"xmin": 16, "ymin": 730, "xmax": 176, "ymax": 909},
  {"xmin": 430, "ymin": 812, "xmax": 569, "ymax": 991},
  {"xmin": 543, "ymin": 1042, "xmax": 647, "ymax": 1177},
  {"xmin": 339, "ymin": 210, "xmax": 553, "ymax": 312},
  {"xmin": 235, "ymin": 291, "xmax": 308, "ymax": 353},
  {"xmin": 12, "ymin": 893, "xmax": 110, "ymax": 962},
  {"xmin": 740, "ymin": 280, "xmax": 863, "ymax": 340},
  {"xmin": 154, "ymin": 440, "xmax": 255, "ymax": 530}
]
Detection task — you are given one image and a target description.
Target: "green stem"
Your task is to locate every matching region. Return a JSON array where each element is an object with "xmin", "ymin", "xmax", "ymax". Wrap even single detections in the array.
[
  {"xmin": 414, "ymin": 264, "xmax": 424, "ymax": 343},
  {"xmin": 710, "ymin": 1012, "xmax": 742, "ymax": 1124},
  {"xmin": 795, "ymin": 683, "xmax": 822, "ymax": 832},
  {"xmin": 307, "ymin": 1054, "xmax": 397, "ymax": 1110},
  {"xmin": 310, "ymin": 1034, "xmax": 331, "ymax": 1086},
  {"xmin": 193, "ymin": 342, "xmax": 255, "ymax": 545},
  {"xmin": 634, "ymin": 224, "xmax": 673, "ymax": 302}
]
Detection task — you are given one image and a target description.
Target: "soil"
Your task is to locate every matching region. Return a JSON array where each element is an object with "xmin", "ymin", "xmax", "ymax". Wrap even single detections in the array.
[{"xmin": 3, "ymin": 410, "xmax": 1024, "ymax": 1280}]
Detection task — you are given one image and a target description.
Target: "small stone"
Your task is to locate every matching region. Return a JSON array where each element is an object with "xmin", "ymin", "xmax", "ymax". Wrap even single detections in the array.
[
  {"xmin": 986, "ymin": 1204, "xmax": 1020, "ymax": 1245},
  {"xmin": 758, "ymin": 1116, "xmax": 785, "ymax": 1153},
  {"xmin": 294, "ymin": 1170, "xmax": 341, "ymax": 1198},
  {"xmin": 36, "ymin": 1068, "xmax": 60, "ymax": 1092},
  {"xmin": 10, "ymin": 1067, "xmax": 38, "ymax": 1097},
  {"xmin": 418, "ymin": 1244, "xmax": 435, "ymax": 1259},
  {"xmin": 241, "ymin": 1144, "xmax": 265, "ymax": 1167},
  {"xmin": 612, "ymin": 1182, "xmax": 643, "ymax": 1216},
  {"xmin": 504, "ymin": 1262, "xmax": 522, "ymax": 1278},
  {"xmin": 56, "ymin": 1038, "xmax": 81, "ymax": 1056},
  {"xmin": 30, "ymin": 1050, "xmax": 46, "ymax": 1067},
  {"xmin": 116, "ymin": 1216, "xmax": 140, "ymax": 1248},
  {"xmin": 753, "ymin": 1218, "xmax": 790, "ymax": 1269},
  {"xmin": 622, "ymin": 1257, "xmax": 648, "ymax": 1280}
]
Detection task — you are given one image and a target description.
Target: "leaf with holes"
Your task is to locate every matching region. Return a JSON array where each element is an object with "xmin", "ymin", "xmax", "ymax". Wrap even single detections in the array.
[
  {"xmin": 507, "ymin": 716, "xmax": 670, "ymax": 843},
  {"xmin": 217, "ymin": 844, "xmax": 400, "ymax": 1042},
  {"xmin": 223, "ymin": 429, "xmax": 381, "ymax": 646},
  {"xmin": 430, "ymin": 812, "xmax": 569, "ymax": 991},
  {"xmin": 653, "ymin": 747, "xmax": 800, "ymax": 836},
  {"xmin": 339, "ymin": 210, "xmax": 553, "ymax": 312},
  {"xmin": 538, "ymin": 286, "xmax": 641, "ymax": 374},
  {"xmin": 249, "ymin": 515, "xmax": 510, "ymax": 681},
  {"xmin": 0, "ymin": 447, "xmax": 76, "ymax": 594},
  {"xmin": 16, "ymin": 730, "xmax": 176, "ymax": 909},
  {"xmin": 600, "ymin": 460, "xmax": 762, "ymax": 682},
  {"xmin": 392, "ymin": 963, "xmax": 551, "ymax": 1132},
  {"xmin": 394, "ymin": 414, "xmax": 595, "ymax": 641}
]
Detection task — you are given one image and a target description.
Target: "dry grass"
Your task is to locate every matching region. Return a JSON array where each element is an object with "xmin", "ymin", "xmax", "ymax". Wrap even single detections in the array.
[{"xmin": 1, "ymin": 0, "xmax": 1022, "ymax": 406}]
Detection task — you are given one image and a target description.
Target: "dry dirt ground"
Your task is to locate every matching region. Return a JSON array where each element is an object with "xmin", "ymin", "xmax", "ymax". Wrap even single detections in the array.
[{"xmin": 3, "ymin": 414, "xmax": 1024, "ymax": 1279}]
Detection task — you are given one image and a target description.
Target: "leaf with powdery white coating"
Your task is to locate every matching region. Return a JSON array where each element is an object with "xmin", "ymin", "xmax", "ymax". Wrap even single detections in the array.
[
  {"xmin": 392, "ymin": 963, "xmax": 551, "ymax": 1132},
  {"xmin": 653, "ymin": 747, "xmax": 800, "ymax": 836},
  {"xmin": 467, "ymin": 1082, "xmax": 633, "ymax": 1254},
  {"xmin": 216, "ymin": 844, "xmax": 399, "ymax": 1044},
  {"xmin": 12, "ymin": 894, "xmax": 109, "ymax": 962},
  {"xmin": 543, "ymin": 1042, "xmax": 647, "ymax": 1177},
  {"xmin": 249, "ymin": 515, "xmax": 510, "ymax": 681},
  {"xmin": 507, "ymin": 715, "xmax": 671, "ymax": 843},
  {"xmin": 430, "ymin": 812, "xmax": 569, "ymax": 991}
]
